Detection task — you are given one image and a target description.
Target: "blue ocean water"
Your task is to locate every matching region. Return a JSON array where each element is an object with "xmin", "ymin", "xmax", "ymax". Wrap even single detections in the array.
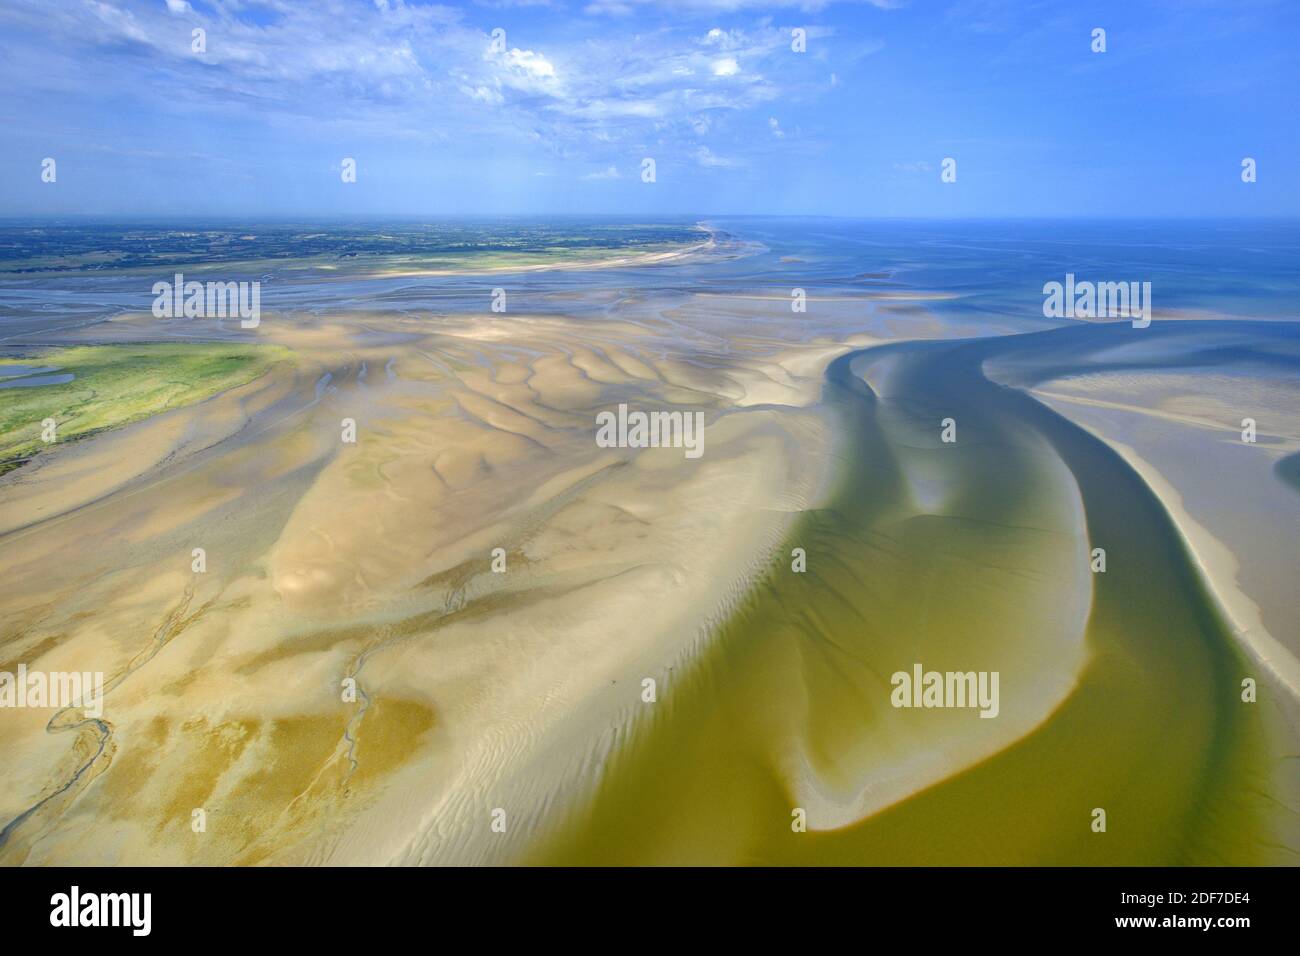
[
  {"xmin": 695, "ymin": 217, "xmax": 1300, "ymax": 327},
  {"xmin": 0, "ymin": 218, "xmax": 1297, "ymax": 341}
]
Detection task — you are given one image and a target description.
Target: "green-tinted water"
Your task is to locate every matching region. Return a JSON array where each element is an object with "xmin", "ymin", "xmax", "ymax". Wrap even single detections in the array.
[{"xmin": 532, "ymin": 330, "xmax": 1286, "ymax": 865}]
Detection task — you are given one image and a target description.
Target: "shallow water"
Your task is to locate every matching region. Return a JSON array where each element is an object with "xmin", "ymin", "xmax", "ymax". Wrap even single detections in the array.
[
  {"xmin": 532, "ymin": 322, "xmax": 1294, "ymax": 865},
  {"xmin": 0, "ymin": 372, "xmax": 73, "ymax": 389},
  {"xmin": 4, "ymin": 219, "xmax": 1298, "ymax": 342},
  {"xmin": 1, "ymin": 219, "xmax": 1296, "ymax": 865},
  {"xmin": 0, "ymin": 365, "xmax": 61, "ymax": 378}
]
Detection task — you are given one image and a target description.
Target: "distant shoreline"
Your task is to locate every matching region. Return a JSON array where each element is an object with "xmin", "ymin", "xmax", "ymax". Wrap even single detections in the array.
[
  {"xmin": 0, "ymin": 222, "xmax": 713, "ymax": 281},
  {"xmin": 353, "ymin": 230, "xmax": 715, "ymax": 280}
]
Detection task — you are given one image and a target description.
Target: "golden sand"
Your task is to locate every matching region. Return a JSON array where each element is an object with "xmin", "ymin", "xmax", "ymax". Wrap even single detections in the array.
[{"xmin": 0, "ymin": 292, "xmax": 916, "ymax": 864}]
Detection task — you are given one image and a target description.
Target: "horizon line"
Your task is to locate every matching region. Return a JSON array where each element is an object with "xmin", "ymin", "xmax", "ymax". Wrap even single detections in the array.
[{"xmin": 3, "ymin": 214, "xmax": 1300, "ymax": 225}]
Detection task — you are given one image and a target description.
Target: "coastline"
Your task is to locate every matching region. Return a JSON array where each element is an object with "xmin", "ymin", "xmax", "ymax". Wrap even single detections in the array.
[
  {"xmin": 525, "ymin": 330, "xmax": 1291, "ymax": 865},
  {"xmin": 1033, "ymin": 389, "xmax": 1300, "ymax": 700},
  {"xmin": 3, "ymin": 223, "xmax": 1297, "ymax": 866},
  {"xmin": 354, "ymin": 235, "xmax": 716, "ymax": 279}
]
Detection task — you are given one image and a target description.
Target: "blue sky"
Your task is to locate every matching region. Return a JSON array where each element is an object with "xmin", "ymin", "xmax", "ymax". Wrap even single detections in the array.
[{"xmin": 0, "ymin": 0, "xmax": 1296, "ymax": 218}]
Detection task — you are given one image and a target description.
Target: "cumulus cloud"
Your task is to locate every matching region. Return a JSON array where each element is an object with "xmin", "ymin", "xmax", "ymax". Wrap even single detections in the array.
[
  {"xmin": 0, "ymin": 0, "xmax": 882, "ymax": 179},
  {"xmin": 501, "ymin": 48, "xmax": 557, "ymax": 79},
  {"xmin": 693, "ymin": 145, "xmax": 738, "ymax": 167},
  {"xmin": 462, "ymin": 84, "xmax": 505, "ymax": 105}
]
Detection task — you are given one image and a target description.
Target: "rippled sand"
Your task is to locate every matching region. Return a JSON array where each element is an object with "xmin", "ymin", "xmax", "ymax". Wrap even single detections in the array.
[
  {"xmin": 0, "ymin": 286, "xmax": 948, "ymax": 865},
  {"xmin": 2, "ymin": 278, "xmax": 1294, "ymax": 864},
  {"xmin": 531, "ymin": 324, "xmax": 1296, "ymax": 865},
  {"xmin": 1031, "ymin": 366, "xmax": 1300, "ymax": 687}
]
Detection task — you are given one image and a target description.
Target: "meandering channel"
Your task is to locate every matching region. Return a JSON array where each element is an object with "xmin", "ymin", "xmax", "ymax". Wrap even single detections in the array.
[{"xmin": 531, "ymin": 325, "xmax": 1285, "ymax": 865}]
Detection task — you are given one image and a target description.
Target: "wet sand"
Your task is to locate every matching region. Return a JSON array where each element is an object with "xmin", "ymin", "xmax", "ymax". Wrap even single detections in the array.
[
  {"xmin": 1030, "ymin": 368, "xmax": 1300, "ymax": 689},
  {"xmin": 1, "ymin": 256, "xmax": 1295, "ymax": 865},
  {"xmin": 533, "ymin": 326, "xmax": 1296, "ymax": 864},
  {"xmin": 0, "ymin": 287, "xmax": 921, "ymax": 865}
]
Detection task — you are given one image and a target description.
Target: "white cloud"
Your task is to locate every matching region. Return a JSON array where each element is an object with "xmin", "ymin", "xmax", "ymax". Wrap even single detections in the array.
[
  {"xmin": 768, "ymin": 116, "xmax": 784, "ymax": 137},
  {"xmin": 0, "ymin": 0, "xmax": 856, "ymax": 175},
  {"xmin": 85, "ymin": 1, "xmax": 150, "ymax": 44},
  {"xmin": 462, "ymin": 84, "xmax": 505, "ymax": 105},
  {"xmin": 485, "ymin": 46, "xmax": 564, "ymax": 99},
  {"xmin": 563, "ymin": 98, "xmax": 664, "ymax": 119},
  {"xmin": 503, "ymin": 48, "xmax": 556, "ymax": 79},
  {"xmin": 583, "ymin": 165, "xmax": 622, "ymax": 179},
  {"xmin": 704, "ymin": 28, "xmax": 743, "ymax": 50},
  {"xmin": 693, "ymin": 145, "xmax": 738, "ymax": 167}
]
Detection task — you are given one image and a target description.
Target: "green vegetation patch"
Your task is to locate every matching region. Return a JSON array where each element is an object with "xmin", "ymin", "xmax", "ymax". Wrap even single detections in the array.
[{"xmin": 0, "ymin": 343, "xmax": 288, "ymax": 475}]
